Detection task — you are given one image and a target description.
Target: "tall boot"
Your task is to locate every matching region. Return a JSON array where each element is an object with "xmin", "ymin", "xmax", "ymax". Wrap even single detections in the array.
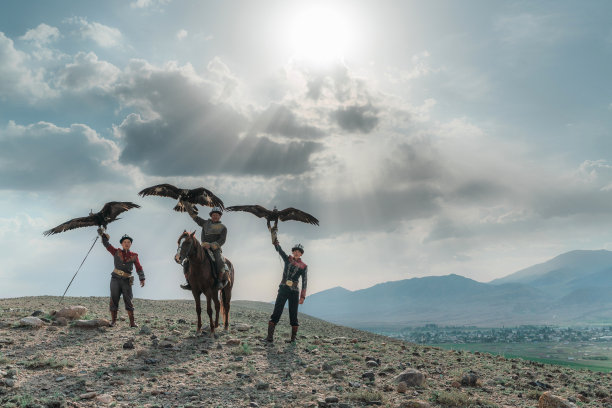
[
  {"xmin": 180, "ymin": 262, "xmax": 191, "ymax": 290},
  {"xmin": 127, "ymin": 310, "xmax": 138, "ymax": 328},
  {"xmin": 109, "ymin": 310, "xmax": 117, "ymax": 327},
  {"xmin": 216, "ymin": 268, "xmax": 228, "ymax": 290},
  {"xmin": 265, "ymin": 321, "xmax": 276, "ymax": 342},
  {"xmin": 286, "ymin": 326, "xmax": 298, "ymax": 343}
]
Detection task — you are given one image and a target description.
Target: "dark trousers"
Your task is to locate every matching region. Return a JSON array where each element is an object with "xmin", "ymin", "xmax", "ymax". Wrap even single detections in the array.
[
  {"xmin": 270, "ymin": 285, "xmax": 299, "ymax": 326},
  {"xmin": 109, "ymin": 275, "xmax": 134, "ymax": 312}
]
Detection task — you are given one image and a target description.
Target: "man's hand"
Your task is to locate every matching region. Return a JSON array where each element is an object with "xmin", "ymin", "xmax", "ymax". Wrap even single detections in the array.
[
  {"xmin": 202, "ymin": 242, "xmax": 211, "ymax": 249},
  {"xmin": 270, "ymin": 227, "xmax": 278, "ymax": 244},
  {"xmin": 140, "ymin": 279, "xmax": 145, "ymax": 287},
  {"xmin": 299, "ymin": 297, "xmax": 305, "ymax": 305}
]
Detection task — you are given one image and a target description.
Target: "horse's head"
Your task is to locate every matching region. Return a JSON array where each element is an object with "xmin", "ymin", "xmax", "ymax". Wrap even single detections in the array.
[{"xmin": 175, "ymin": 230, "xmax": 197, "ymax": 265}]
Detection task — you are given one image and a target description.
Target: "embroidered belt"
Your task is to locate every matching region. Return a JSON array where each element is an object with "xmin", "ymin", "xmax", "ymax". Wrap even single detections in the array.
[
  {"xmin": 284, "ymin": 280, "xmax": 298, "ymax": 287},
  {"xmin": 113, "ymin": 269, "xmax": 132, "ymax": 278}
]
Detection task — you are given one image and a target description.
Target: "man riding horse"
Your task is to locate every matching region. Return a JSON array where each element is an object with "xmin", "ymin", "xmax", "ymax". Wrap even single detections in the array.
[{"xmin": 181, "ymin": 205, "xmax": 229, "ymax": 290}]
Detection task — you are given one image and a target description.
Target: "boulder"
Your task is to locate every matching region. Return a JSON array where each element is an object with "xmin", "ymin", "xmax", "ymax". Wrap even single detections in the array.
[
  {"xmin": 19, "ymin": 317, "xmax": 45, "ymax": 327},
  {"xmin": 53, "ymin": 306, "xmax": 87, "ymax": 321},
  {"xmin": 538, "ymin": 392, "xmax": 577, "ymax": 408},
  {"xmin": 234, "ymin": 323, "xmax": 251, "ymax": 331},
  {"xmin": 72, "ymin": 319, "xmax": 110, "ymax": 328},
  {"xmin": 394, "ymin": 369, "xmax": 425, "ymax": 387},
  {"xmin": 400, "ymin": 401, "xmax": 431, "ymax": 408}
]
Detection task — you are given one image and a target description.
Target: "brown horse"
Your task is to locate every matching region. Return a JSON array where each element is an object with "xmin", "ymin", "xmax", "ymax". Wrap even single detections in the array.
[{"xmin": 174, "ymin": 230, "xmax": 234, "ymax": 335}]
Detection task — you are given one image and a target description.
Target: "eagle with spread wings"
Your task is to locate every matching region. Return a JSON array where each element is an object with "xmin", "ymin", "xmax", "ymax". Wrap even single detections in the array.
[
  {"xmin": 226, "ymin": 205, "xmax": 319, "ymax": 230},
  {"xmin": 43, "ymin": 201, "xmax": 140, "ymax": 236},
  {"xmin": 138, "ymin": 184, "xmax": 224, "ymax": 214}
]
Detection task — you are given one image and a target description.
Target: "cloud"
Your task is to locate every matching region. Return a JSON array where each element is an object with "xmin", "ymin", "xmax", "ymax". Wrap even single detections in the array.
[
  {"xmin": 67, "ymin": 17, "xmax": 122, "ymax": 48},
  {"xmin": 176, "ymin": 29, "xmax": 188, "ymax": 40},
  {"xmin": 20, "ymin": 23, "xmax": 60, "ymax": 45},
  {"xmin": 333, "ymin": 104, "xmax": 379, "ymax": 133},
  {"xmin": 252, "ymin": 103, "xmax": 326, "ymax": 140},
  {"xmin": 112, "ymin": 61, "xmax": 322, "ymax": 176},
  {"xmin": 0, "ymin": 121, "xmax": 120, "ymax": 190},
  {"xmin": 55, "ymin": 51, "xmax": 120, "ymax": 91},
  {"xmin": 131, "ymin": 0, "xmax": 172, "ymax": 9},
  {"xmin": 0, "ymin": 32, "xmax": 56, "ymax": 101}
]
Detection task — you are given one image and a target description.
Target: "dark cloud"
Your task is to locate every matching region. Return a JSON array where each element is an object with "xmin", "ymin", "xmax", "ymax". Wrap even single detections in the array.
[
  {"xmin": 114, "ymin": 63, "xmax": 322, "ymax": 176},
  {"xmin": 0, "ymin": 121, "xmax": 119, "ymax": 190},
  {"xmin": 253, "ymin": 103, "xmax": 325, "ymax": 140},
  {"xmin": 333, "ymin": 104, "xmax": 379, "ymax": 134}
]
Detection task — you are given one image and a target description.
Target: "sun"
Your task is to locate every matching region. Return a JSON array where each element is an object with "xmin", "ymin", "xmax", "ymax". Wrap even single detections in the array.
[{"xmin": 286, "ymin": 6, "xmax": 352, "ymax": 66}]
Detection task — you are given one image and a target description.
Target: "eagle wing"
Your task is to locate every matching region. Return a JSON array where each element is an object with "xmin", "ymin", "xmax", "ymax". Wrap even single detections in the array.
[
  {"xmin": 100, "ymin": 201, "xmax": 141, "ymax": 220},
  {"xmin": 226, "ymin": 205, "xmax": 272, "ymax": 219},
  {"xmin": 189, "ymin": 187, "xmax": 225, "ymax": 209},
  {"xmin": 277, "ymin": 207, "xmax": 319, "ymax": 225},
  {"xmin": 43, "ymin": 215, "xmax": 99, "ymax": 236},
  {"xmin": 138, "ymin": 184, "xmax": 182, "ymax": 199}
]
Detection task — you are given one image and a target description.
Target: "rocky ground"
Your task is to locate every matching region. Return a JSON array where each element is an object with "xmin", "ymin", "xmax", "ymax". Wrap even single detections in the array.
[{"xmin": 1, "ymin": 296, "xmax": 611, "ymax": 408}]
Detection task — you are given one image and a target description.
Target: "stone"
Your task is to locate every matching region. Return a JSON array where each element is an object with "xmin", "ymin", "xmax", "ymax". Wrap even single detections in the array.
[
  {"xmin": 325, "ymin": 396, "xmax": 339, "ymax": 403},
  {"xmin": 123, "ymin": 340, "xmax": 134, "ymax": 349},
  {"xmin": 331, "ymin": 370, "xmax": 345, "ymax": 379},
  {"xmin": 397, "ymin": 381, "xmax": 408, "ymax": 393},
  {"xmin": 19, "ymin": 316, "xmax": 45, "ymax": 327},
  {"xmin": 79, "ymin": 392, "xmax": 97, "ymax": 400},
  {"xmin": 96, "ymin": 394, "xmax": 113, "ymax": 404},
  {"xmin": 139, "ymin": 325, "xmax": 152, "ymax": 335},
  {"xmin": 256, "ymin": 382, "xmax": 269, "ymax": 390},
  {"xmin": 461, "ymin": 372, "xmax": 479, "ymax": 386},
  {"xmin": 3, "ymin": 379, "xmax": 15, "ymax": 387},
  {"xmin": 538, "ymin": 392, "xmax": 578, "ymax": 408},
  {"xmin": 367, "ymin": 360, "xmax": 379, "ymax": 367},
  {"xmin": 53, "ymin": 306, "xmax": 87, "ymax": 320},
  {"xmin": 31, "ymin": 310, "xmax": 44, "ymax": 317},
  {"xmin": 52, "ymin": 317, "xmax": 68, "ymax": 326},
  {"xmin": 226, "ymin": 338, "xmax": 241, "ymax": 346},
  {"xmin": 305, "ymin": 367, "xmax": 321, "ymax": 375},
  {"xmin": 395, "ymin": 369, "xmax": 425, "ymax": 387},
  {"xmin": 235, "ymin": 323, "xmax": 251, "ymax": 331},
  {"xmin": 362, "ymin": 371, "xmax": 375, "ymax": 381},
  {"xmin": 400, "ymin": 401, "xmax": 432, "ymax": 408},
  {"xmin": 55, "ymin": 376, "xmax": 66, "ymax": 382},
  {"xmin": 72, "ymin": 319, "xmax": 110, "ymax": 328}
]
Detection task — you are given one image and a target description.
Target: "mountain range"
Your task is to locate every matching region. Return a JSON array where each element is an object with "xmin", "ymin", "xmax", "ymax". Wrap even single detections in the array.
[{"xmin": 299, "ymin": 249, "xmax": 612, "ymax": 328}]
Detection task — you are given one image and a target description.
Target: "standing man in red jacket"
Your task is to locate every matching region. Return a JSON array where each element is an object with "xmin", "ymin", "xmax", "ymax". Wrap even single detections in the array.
[
  {"xmin": 98, "ymin": 228, "xmax": 145, "ymax": 327},
  {"xmin": 266, "ymin": 227, "xmax": 308, "ymax": 343}
]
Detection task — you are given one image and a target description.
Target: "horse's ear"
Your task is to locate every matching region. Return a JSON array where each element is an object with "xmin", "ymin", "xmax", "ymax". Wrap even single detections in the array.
[{"xmin": 191, "ymin": 231, "xmax": 196, "ymax": 237}]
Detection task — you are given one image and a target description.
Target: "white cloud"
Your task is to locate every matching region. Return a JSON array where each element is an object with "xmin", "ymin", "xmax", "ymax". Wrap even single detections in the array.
[
  {"xmin": 176, "ymin": 29, "xmax": 188, "ymax": 40},
  {"xmin": 131, "ymin": 0, "xmax": 172, "ymax": 9},
  {"xmin": 55, "ymin": 51, "xmax": 120, "ymax": 91},
  {"xmin": 20, "ymin": 23, "xmax": 60, "ymax": 45},
  {"xmin": 0, "ymin": 32, "xmax": 56, "ymax": 101},
  {"xmin": 67, "ymin": 17, "xmax": 122, "ymax": 48},
  {"xmin": 0, "ymin": 120, "xmax": 121, "ymax": 190}
]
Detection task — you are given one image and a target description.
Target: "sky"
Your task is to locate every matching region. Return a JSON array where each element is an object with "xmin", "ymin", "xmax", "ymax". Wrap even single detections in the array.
[{"xmin": 1, "ymin": 0, "xmax": 612, "ymax": 302}]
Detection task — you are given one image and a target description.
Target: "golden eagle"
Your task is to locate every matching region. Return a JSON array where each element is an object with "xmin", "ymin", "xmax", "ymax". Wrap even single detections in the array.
[
  {"xmin": 226, "ymin": 205, "xmax": 319, "ymax": 230},
  {"xmin": 138, "ymin": 184, "xmax": 224, "ymax": 214},
  {"xmin": 43, "ymin": 201, "xmax": 140, "ymax": 236}
]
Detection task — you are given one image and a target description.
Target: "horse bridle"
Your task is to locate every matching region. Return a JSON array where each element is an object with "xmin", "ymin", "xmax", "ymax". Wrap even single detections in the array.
[{"xmin": 175, "ymin": 235, "xmax": 194, "ymax": 265}]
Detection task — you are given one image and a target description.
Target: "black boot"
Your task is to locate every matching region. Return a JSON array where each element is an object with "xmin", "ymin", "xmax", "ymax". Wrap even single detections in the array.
[
  {"xmin": 180, "ymin": 264, "xmax": 191, "ymax": 290},
  {"xmin": 215, "ymin": 268, "xmax": 228, "ymax": 290},
  {"xmin": 265, "ymin": 321, "xmax": 276, "ymax": 342},
  {"xmin": 285, "ymin": 326, "xmax": 298, "ymax": 343}
]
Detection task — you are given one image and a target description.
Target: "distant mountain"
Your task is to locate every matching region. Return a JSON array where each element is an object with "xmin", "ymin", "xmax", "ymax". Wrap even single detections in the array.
[
  {"xmin": 490, "ymin": 250, "xmax": 612, "ymax": 297},
  {"xmin": 301, "ymin": 250, "xmax": 612, "ymax": 328}
]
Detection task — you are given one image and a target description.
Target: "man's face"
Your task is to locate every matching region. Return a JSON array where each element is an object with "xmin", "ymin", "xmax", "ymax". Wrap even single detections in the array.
[
  {"xmin": 210, "ymin": 212, "xmax": 221, "ymax": 222},
  {"xmin": 121, "ymin": 239, "xmax": 132, "ymax": 251},
  {"xmin": 292, "ymin": 249, "xmax": 303, "ymax": 258}
]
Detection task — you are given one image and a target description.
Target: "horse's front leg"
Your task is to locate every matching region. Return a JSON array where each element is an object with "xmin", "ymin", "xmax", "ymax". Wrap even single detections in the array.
[
  {"xmin": 194, "ymin": 292, "xmax": 202, "ymax": 334},
  {"xmin": 213, "ymin": 293, "xmax": 221, "ymax": 329},
  {"xmin": 206, "ymin": 295, "xmax": 214, "ymax": 337}
]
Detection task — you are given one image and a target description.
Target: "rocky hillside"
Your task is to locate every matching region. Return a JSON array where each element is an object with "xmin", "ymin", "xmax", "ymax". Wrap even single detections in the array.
[{"xmin": 0, "ymin": 296, "xmax": 610, "ymax": 407}]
